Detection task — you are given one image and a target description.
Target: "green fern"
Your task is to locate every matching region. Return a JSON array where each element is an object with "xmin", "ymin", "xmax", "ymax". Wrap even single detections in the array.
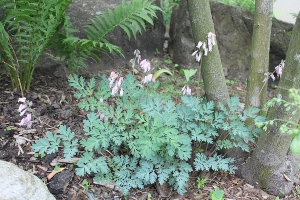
[
  {"xmin": 0, "ymin": 0, "xmax": 160, "ymax": 91},
  {"xmin": 50, "ymin": 0, "xmax": 160, "ymax": 71},
  {"xmin": 85, "ymin": 0, "xmax": 160, "ymax": 41},
  {"xmin": 0, "ymin": 0, "xmax": 72, "ymax": 91}
]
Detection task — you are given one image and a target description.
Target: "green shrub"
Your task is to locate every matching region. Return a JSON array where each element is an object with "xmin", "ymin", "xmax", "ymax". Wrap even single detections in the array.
[{"xmin": 214, "ymin": 0, "xmax": 255, "ymax": 13}]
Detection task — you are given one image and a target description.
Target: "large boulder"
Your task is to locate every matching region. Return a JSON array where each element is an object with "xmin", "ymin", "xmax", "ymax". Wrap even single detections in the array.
[
  {"xmin": 0, "ymin": 160, "xmax": 55, "ymax": 200},
  {"xmin": 37, "ymin": 0, "xmax": 165, "ymax": 75},
  {"xmin": 168, "ymin": 0, "xmax": 294, "ymax": 81}
]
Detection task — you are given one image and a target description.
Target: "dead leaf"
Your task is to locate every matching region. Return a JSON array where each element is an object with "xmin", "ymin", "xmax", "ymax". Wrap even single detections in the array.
[
  {"xmin": 29, "ymin": 156, "xmax": 39, "ymax": 162},
  {"xmin": 47, "ymin": 167, "xmax": 66, "ymax": 180},
  {"xmin": 50, "ymin": 158, "xmax": 59, "ymax": 166},
  {"xmin": 57, "ymin": 158, "xmax": 80, "ymax": 163},
  {"xmin": 282, "ymin": 173, "xmax": 291, "ymax": 181},
  {"xmin": 19, "ymin": 129, "xmax": 36, "ymax": 134},
  {"xmin": 260, "ymin": 190, "xmax": 269, "ymax": 199},
  {"xmin": 37, "ymin": 165, "xmax": 48, "ymax": 172}
]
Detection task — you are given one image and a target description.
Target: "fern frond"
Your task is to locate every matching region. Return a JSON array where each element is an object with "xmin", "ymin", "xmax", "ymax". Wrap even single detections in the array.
[
  {"xmin": 47, "ymin": 14, "xmax": 124, "ymax": 70},
  {"xmin": 0, "ymin": 21, "xmax": 23, "ymax": 89},
  {"xmin": 85, "ymin": 0, "xmax": 161, "ymax": 41},
  {"xmin": 0, "ymin": 21, "xmax": 12, "ymax": 61},
  {"xmin": 1, "ymin": 0, "xmax": 72, "ymax": 90}
]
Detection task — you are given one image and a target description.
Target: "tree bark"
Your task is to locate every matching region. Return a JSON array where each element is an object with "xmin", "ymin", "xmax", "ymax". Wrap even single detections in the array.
[
  {"xmin": 187, "ymin": 0, "xmax": 229, "ymax": 105},
  {"xmin": 241, "ymin": 12, "xmax": 300, "ymax": 197},
  {"xmin": 245, "ymin": 0, "xmax": 273, "ymax": 112}
]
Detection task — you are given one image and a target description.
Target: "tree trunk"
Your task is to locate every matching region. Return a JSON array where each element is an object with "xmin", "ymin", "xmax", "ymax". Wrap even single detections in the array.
[
  {"xmin": 245, "ymin": 0, "xmax": 273, "ymax": 112},
  {"xmin": 241, "ymin": 12, "xmax": 300, "ymax": 197},
  {"xmin": 187, "ymin": 0, "xmax": 229, "ymax": 105}
]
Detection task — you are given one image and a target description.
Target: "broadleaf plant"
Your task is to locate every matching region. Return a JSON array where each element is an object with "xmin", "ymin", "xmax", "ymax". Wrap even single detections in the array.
[{"xmin": 31, "ymin": 52, "xmax": 265, "ymax": 195}]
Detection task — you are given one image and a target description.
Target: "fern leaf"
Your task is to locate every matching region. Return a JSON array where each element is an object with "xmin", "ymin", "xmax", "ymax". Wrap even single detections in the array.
[{"xmin": 85, "ymin": 0, "xmax": 160, "ymax": 41}]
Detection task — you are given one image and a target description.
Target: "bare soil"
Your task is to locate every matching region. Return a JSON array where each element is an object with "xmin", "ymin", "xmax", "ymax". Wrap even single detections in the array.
[{"xmin": 0, "ymin": 60, "xmax": 299, "ymax": 200}]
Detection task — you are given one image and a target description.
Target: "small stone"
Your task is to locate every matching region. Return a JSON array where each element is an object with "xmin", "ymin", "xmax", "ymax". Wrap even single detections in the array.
[
  {"xmin": 60, "ymin": 109, "xmax": 72, "ymax": 119},
  {"xmin": 260, "ymin": 190, "xmax": 269, "ymax": 199},
  {"xmin": 49, "ymin": 171, "xmax": 74, "ymax": 194},
  {"xmin": 0, "ymin": 160, "xmax": 55, "ymax": 200},
  {"xmin": 52, "ymin": 103, "xmax": 61, "ymax": 109}
]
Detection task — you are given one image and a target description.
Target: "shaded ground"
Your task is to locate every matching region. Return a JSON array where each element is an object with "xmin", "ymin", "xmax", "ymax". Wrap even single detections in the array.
[{"xmin": 0, "ymin": 60, "xmax": 299, "ymax": 200}]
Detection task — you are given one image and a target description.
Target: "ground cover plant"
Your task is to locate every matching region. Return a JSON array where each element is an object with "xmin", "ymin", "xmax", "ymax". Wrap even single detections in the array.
[{"xmin": 29, "ymin": 50, "xmax": 266, "ymax": 195}]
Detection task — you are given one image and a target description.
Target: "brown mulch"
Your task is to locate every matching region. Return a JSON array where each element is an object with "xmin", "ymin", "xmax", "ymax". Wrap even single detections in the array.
[{"xmin": 0, "ymin": 64, "xmax": 299, "ymax": 200}]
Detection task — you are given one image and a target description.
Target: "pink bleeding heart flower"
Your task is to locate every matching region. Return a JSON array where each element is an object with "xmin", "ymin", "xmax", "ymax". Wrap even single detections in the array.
[
  {"xmin": 202, "ymin": 42, "xmax": 208, "ymax": 56},
  {"xmin": 196, "ymin": 41, "xmax": 203, "ymax": 49},
  {"xmin": 18, "ymin": 104, "xmax": 27, "ymax": 116},
  {"xmin": 192, "ymin": 50, "xmax": 198, "ymax": 56},
  {"xmin": 262, "ymin": 72, "xmax": 269, "ymax": 83},
  {"xmin": 181, "ymin": 86, "xmax": 191, "ymax": 95},
  {"xmin": 270, "ymin": 74, "xmax": 275, "ymax": 81},
  {"xmin": 140, "ymin": 59, "xmax": 151, "ymax": 73},
  {"xmin": 142, "ymin": 74, "xmax": 153, "ymax": 84},
  {"xmin": 20, "ymin": 114, "xmax": 32, "ymax": 128},
  {"xmin": 109, "ymin": 71, "xmax": 118, "ymax": 88},
  {"xmin": 116, "ymin": 77, "xmax": 124, "ymax": 88},
  {"xmin": 207, "ymin": 32, "xmax": 216, "ymax": 51},
  {"xmin": 196, "ymin": 51, "xmax": 203, "ymax": 62},
  {"xmin": 275, "ymin": 65, "xmax": 283, "ymax": 78},
  {"xmin": 18, "ymin": 97, "xmax": 26, "ymax": 103}
]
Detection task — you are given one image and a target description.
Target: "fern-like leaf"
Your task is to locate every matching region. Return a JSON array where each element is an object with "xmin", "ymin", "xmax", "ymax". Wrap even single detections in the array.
[{"xmin": 85, "ymin": 0, "xmax": 160, "ymax": 41}]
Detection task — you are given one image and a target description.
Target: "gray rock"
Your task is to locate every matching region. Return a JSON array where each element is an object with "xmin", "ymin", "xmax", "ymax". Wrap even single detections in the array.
[
  {"xmin": 168, "ymin": 1, "xmax": 293, "ymax": 81},
  {"xmin": 0, "ymin": 160, "xmax": 55, "ymax": 200}
]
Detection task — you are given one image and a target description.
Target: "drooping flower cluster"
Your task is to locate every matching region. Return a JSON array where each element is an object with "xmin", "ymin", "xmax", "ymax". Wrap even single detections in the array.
[
  {"xmin": 185, "ymin": 33, "xmax": 217, "ymax": 96},
  {"xmin": 18, "ymin": 97, "xmax": 33, "ymax": 128},
  {"xmin": 192, "ymin": 32, "xmax": 216, "ymax": 63},
  {"xmin": 140, "ymin": 59, "xmax": 151, "ymax": 73},
  {"xmin": 109, "ymin": 71, "xmax": 124, "ymax": 96},
  {"xmin": 142, "ymin": 74, "xmax": 153, "ymax": 83},
  {"xmin": 262, "ymin": 72, "xmax": 275, "ymax": 83},
  {"xmin": 130, "ymin": 49, "xmax": 141, "ymax": 70},
  {"xmin": 181, "ymin": 85, "xmax": 192, "ymax": 95},
  {"xmin": 98, "ymin": 50, "xmax": 155, "ymax": 121},
  {"xmin": 263, "ymin": 60, "xmax": 285, "ymax": 83},
  {"xmin": 275, "ymin": 60, "xmax": 285, "ymax": 78},
  {"xmin": 130, "ymin": 49, "xmax": 154, "ymax": 84}
]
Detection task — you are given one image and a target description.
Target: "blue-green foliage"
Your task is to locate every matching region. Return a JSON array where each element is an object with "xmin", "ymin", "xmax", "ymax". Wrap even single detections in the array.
[
  {"xmin": 31, "ymin": 125, "xmax": 78, "ymax": 160},
  {"xmin": 194, "ymin": 153, "xmax": 236, "ymax": 173},
  {"xmin": 31, "ymin": 132, "xmax": 61, "ymax": 154},
  {"xmin": 76, "ymin": 152, "xmax": 109, "ymax": 177},
  {"xmin": 31, "ymin": 74, "xmax": 265, "ymax": 195}
]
